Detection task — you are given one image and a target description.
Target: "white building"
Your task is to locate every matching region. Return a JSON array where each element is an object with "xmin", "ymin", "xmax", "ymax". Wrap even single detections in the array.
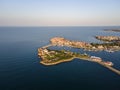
[{"xmin": 90, "ymin": 56, "xmax": 102, "ymax": 62}]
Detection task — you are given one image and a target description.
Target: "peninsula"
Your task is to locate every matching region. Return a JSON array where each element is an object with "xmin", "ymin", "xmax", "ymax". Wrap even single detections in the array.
[
  {"xmin": 95, "ymin": 36, "xmax": 120, "ymax": 42},
  {"xmin": 50, "ymin": 37, "xmax": 120, "ymax": 52},
  {"xmin": 38, "ymin": 37, "xmax": 120, "ymax": 75},
  {"xmin": 50, "ymin": 37, "xmax": 91, "ymax": 48},
  {"xmin": 104, "ymin": 29, "xmax": 120, "ymax": 32},
  {"xmin": 38, "ymin": 48, "xmax": 90, "ymax": 65}
]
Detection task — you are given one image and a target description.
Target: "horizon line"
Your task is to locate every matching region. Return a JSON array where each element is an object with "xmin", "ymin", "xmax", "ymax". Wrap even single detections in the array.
[{"xmin": 0, "ymin": 25, "xmax": 120, "ymax": 27}]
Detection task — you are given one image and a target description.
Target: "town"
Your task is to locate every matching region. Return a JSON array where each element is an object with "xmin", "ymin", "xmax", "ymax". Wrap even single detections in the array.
[
  {"xmin": 50, "ymin": 37, "xmax": 120, "ymax": 52},
  {"xmin": 95, "ymin": 36, "xmax": 120, "ymax": 42},
  {"xmin": 50, "ymin": 37, "xmax": 91, "ymax": 48},
  {"xmin": 38, "ymin": 37, "xmax": 120, "ymax": 75}
]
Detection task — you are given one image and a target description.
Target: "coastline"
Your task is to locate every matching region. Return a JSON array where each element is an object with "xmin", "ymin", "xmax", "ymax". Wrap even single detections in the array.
[
  {"xmin": 40, "ymin": 57, "xmax": 75, "ymax": 66},
  {"xmin": 40, "ymin": 55, "xmax": 120, "ymax": 75},
  {"xmin": 38, "ymin": 37, "xmax": 120, "ymax": 76},
  {"xmin": 40, "ymin": 54, "xmax": 120, "ymax": 75},
  {"xmin": 50, "ymin": 37, "xmax": 120, "ymax": 52},
  {"xmin": 97, "ymin": 62, "xmax": 120, "ymax": 75},
  {"xmin": 104, "ymin": 29, "xmax": 120, "ymax": 32}
]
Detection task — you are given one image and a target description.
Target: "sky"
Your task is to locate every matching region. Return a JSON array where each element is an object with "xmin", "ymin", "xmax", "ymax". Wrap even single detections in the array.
[{"xmin": 0, "ymin": 0, "xmax": 120, "ymax": 26}]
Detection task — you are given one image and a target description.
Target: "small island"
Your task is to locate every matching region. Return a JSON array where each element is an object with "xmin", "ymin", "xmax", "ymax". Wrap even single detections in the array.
[{"xmin": 38, "ymin": 37, "xmax": 120, "ymax": 75}]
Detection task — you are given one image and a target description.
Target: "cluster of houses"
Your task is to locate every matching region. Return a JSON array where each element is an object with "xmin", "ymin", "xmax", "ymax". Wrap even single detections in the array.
[
  {"xmin": 90, "ymin": 56, "xmax": 113, "ymax": 66},
  {"xmin": 38, "ymin": 48, "xmax": 57, "ymax": 56},
  {"xmin": 50, "ymin": 37, "xmax": 91, "ymax": 48},
  {"xmin": 38, "ymin": 48, "xmax": 49, "ymax": 56},
  {"xmin": 95, "ymin": 36, "xmax": 120, "ymax": 41}
]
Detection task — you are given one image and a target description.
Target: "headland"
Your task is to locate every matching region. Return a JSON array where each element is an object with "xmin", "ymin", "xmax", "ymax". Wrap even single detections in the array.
[
  {"xmin": 38, "ymin": 37, "xmax": 120, "ymax": 75},
  {"xmin": 104, "ymin": 29, "xmax": 120, "ymax": 32},
  {"xmin": 50, "ymin": 37, "xmax": 120, "ymax": 52}
]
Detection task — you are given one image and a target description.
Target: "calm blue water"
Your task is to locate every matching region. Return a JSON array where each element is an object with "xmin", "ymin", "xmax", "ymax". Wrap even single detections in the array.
[{"xmin": 0, "ymin": 27, "xmax": 120, "ymax": 90}]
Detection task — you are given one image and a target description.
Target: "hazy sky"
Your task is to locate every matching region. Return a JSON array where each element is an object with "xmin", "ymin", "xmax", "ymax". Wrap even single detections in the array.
[{"xmin": 0, "ymin": 0, "xmax": 120, "ymax": 26}]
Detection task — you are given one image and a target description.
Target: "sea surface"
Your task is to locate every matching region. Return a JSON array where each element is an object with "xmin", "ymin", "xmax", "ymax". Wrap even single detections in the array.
[{"xmin": 0, "ymin": 26, "xmax": 120, "ymax": 90}]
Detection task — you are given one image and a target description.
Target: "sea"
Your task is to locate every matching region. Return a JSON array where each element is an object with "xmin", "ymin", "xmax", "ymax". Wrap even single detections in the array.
[{"xmin": 0, "ymin": 26, "xmax": 120, "ymax": 90}]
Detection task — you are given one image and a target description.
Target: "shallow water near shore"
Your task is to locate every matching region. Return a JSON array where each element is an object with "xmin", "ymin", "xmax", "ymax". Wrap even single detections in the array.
[{"xmin": 0, "ymin": 26, "xmax": 120, "ymax": 90}]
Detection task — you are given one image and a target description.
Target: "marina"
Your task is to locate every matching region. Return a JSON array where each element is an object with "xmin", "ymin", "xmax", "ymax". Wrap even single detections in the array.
[{"xmin": 38, "ymin": 37, "xmax": 120, "ymax": 75}]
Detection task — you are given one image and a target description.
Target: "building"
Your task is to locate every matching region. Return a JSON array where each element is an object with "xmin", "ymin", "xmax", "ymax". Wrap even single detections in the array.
[
  {"xmin": 38, "ymin": 48, "xmax": 49, "ymax": 56},
  {"xmin": 103, "ymin": 61, "xmax": 114, "ymax": 66},
  {"xmin": 90, "ymin": 56, "xmax": 102, "ymax": 62}
]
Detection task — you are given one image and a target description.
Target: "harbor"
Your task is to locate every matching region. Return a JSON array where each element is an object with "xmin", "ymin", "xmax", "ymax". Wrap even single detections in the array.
[{"xmin": 38, "ymin": 43, "xmax": 120, "ymax": 76}]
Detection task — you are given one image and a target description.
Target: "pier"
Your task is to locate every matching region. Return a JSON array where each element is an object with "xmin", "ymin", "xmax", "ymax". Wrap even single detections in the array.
[
  {"xmin": 76, "ymin": 57, "xmax": 120, "ymax": 75},
  {"xmin": 98, "ymin": 62, "xmax": 120, "ymax": 75}
]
